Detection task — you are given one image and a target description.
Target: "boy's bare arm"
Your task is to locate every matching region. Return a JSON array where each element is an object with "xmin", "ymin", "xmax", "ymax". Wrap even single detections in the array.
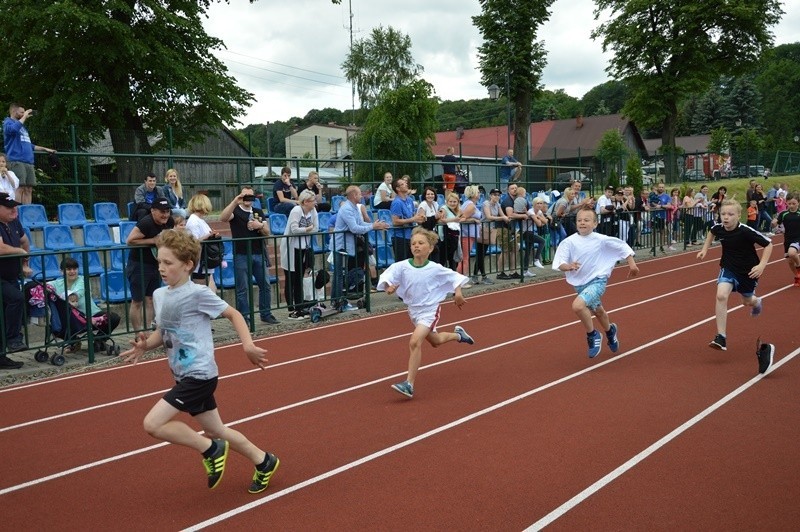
[
  {"xmin": 222, "ymin": 306, "xmax": 268, "ymax": 369},
  {"xmin": 696, "ymin": 231, "xmax": 715, "ymax": 260}
]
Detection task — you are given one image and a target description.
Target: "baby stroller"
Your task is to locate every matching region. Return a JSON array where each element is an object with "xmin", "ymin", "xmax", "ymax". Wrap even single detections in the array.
[{"xmin": 30, "ymin": 283, "xmax": 120, "ymax": 366}]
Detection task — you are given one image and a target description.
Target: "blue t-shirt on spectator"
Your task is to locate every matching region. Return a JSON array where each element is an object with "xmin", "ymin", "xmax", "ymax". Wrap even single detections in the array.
[{"xmin": 390, "ymin": 195, "xmax": 416, "ymax": 240}]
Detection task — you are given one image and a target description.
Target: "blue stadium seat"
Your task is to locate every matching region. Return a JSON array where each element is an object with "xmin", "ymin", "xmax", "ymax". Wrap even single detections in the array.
[
  {"xmin": 313, "ymin": 212, "xmax": 332, "ymax": 254},
  {"xmin": 375, "ymin": 244, "xmax": 394, "ymax": 268},
  {"xmin": 43, "ymin": 224, "xmax": 78, "ymax": 251},
  {"xmin": 126, "ymin": 201, "xmax": 136, "ymax": 220},
  {"xmin": 266, "ymin": 197, "xmax": 278, "ymax": 213},
  {"xmin": 252, "ymin": 198, "xmax": 262, "ymax": 210},
  {"xmin": 99, "ymin": 271, "xmax": 131, "ymax": 303},
  {"xmin": 376, "ymin": 209, "xmax": 394, "ymax": 241},
  {"xmin": 72, "ymin": 250, "xmax": 105, "ymax": 276},
  {"xmin": 268, "ymin": 213, "xmax": 288, "ymax": 236},
  {"xmin": 437, "ymin": 194, "xmax": 445, "ymax": 205},
  {"xmin": 119, "ymin": 221, "xmax": 137, "ymax": 245},
  {"xmin": 213, "ymin": 261, "xmax": 236, "ymax": 289},
  {"xmin": 57, "ymin": 203, "xmax": 88, "ymax": 228},
  {"xmin": 28, "ymin": 253, "xmax": 63, "ymax": 281},
  {"xmin": 24, "ymin": 227, "xmax": 40, "ymax": 251},
  {"xmin": 110, "ymin": 248, "xmax": 129, "ymax": 272},
  {"xmin": 93, "ymin": 202, "xmax": 121, "ymax": 226},
  {"xmin": 84, "ymin": 222, "xmax": 120, "ymax": 249},
  {"xmin": 222, "ymin": 239, "xmax": 233, "ymax": 260},
  {"xmin": 330, "ymin": 195, "xmax": 346, "ymax": 213},
  {"xmin": 18, "ymin": 204, "xmax": 50, "ymax": 230}
]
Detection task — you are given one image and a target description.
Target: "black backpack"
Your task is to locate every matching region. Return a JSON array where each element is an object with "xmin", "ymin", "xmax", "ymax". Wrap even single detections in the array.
[{"xmin": 201, "ymin": 236, "xmax": 223, "ymax": 270}]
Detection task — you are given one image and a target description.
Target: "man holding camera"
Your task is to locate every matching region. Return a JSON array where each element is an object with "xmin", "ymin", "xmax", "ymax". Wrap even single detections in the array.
[
  {"xmin": 3, "ymin": 103, "xmax": 56, "ymax": 205},
  {"xmin": 220, "ymin": 186, "xmax": 278, "ymax": 325}
]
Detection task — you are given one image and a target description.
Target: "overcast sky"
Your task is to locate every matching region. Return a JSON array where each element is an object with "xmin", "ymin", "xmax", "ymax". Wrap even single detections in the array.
[{"xmin": 204, "ymin": 0, "xmax": 799, "ymax": 127}]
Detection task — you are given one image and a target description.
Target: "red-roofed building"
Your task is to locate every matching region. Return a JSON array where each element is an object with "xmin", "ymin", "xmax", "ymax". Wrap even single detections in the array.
[{"xmin": 432, "ymin": 114, "xmax": 647, "ymax": 187}]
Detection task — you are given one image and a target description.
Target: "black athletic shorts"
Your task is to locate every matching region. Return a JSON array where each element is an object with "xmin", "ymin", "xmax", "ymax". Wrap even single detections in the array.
[{"xmin": 163, "ymin": 377, "xmax": 218, "ymax": 416}]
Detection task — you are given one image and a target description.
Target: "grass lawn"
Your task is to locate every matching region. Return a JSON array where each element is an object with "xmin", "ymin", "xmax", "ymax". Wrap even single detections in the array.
[{"xmin": 693, "ymin": 174, "xmax": 800, "ymax": 202}]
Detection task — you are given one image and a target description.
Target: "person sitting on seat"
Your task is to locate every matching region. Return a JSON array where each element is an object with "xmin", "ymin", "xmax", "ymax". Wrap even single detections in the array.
[{"xmin": 132, "ymin": 172, "xmax": 165, "ymax": 221}]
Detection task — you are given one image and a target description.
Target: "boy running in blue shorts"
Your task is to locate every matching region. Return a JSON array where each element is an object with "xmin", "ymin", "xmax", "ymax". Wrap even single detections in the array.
[
  {"xmin": 698, "ymin": 199, "xmax": 775, "ymax": 374},
  {"xmin": 121, "ymin": 230, "xmax": 280, "ymax": 493},
  {"xmin": 553, "ymin": 206, "xmax": 639, "ymax": 358}
]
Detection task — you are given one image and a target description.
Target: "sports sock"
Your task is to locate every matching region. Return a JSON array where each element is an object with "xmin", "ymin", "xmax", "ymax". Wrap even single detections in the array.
[
  {"xmin": 202, "ymin": 440, "xmax": 218, "ymax": 459},
  {"xmin": 256, "ymin": 453, "xmax": 271, "ymax": 470}
]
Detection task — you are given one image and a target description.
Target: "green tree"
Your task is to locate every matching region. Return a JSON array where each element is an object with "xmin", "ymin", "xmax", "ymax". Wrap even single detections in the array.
[
  {"xmin": 580, "ymin": 80, "xmax": 629, "ymax": 116},
  {"xmin": 707, "ymin": 127, "xmax": 732, "ymax": 157},
  {"xmin": 530, "ymin": 89, "xmax": 582, "ymax": 122},
  {"xmin": 755, "ymin": 43, "xmax": 800, "ymax": 149},
  {"xmin": 351, "ymin": 79, "xmax": 438, "ymax": 183},
  {"xmin": 625, "ymin": 154, "xmax": 644, "ymax": 193},
  {"xmin": 341, "ymin": 26, "xmax": 423, "ymax": 109},
  {"xmin": 473, "ymin": 0, "xmax": 556, "ymax": 162},
  {"xmin": 595, "ymin": 129, "xmax": 628, "ymax": 185},
  {"xmin": 592, "ymin": 0, "xmax": 783, "ymax": 182},
  {"xmin": 0, "ymin": 0, "xmax": 253, "ymax": 196}
]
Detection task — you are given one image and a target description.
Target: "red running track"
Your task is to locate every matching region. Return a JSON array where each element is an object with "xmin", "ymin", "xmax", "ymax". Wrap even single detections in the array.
[{"xmin": 2, "ymin": 243, "xmax": 799, "ymax": 530}]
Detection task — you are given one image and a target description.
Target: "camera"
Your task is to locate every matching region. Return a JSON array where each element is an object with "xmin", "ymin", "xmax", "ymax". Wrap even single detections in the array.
[
  {"xmin": 242, "ymin": 194, "xmax": 256, "ymax": 202},
  {"xmin": 28, "ymin": 110, "xmax": 36, "ymax": 117}
]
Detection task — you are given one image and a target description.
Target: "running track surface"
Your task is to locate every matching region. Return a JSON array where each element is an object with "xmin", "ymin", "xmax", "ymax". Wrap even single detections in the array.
[{"xmin": 2, "ymin": 243, "xmax": 799, "ymax": 531}]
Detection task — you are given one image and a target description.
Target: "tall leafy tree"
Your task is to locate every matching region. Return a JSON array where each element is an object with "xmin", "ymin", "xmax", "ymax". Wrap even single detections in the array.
[
  {"xmin": 595, "ymin": 129, "xmax": 628, "ymax": 183},
  {"xmin": 755, "ymin": 43, "xmax": 800, "ymax": 149},
  {"xmin": 341, "ymin": 26, "xmax": 423, "ymax": 109},
  {"xmin": 592, "ymin": 0, "xmax": 783, "ymax": 181},
  {"xmin": 580, "ymin": 80, "xmax": 629, "ymax": 116},
  {"xmin": 351, "ymin": 79, "xmax": 438, "ymax": 182},
  {"xmin": 473, "ymin": 0, "xmax": 555, "ymax": 163},
  {"xmin": 0, "ymin": 0, "xmax": 253, "ymax": 190}
]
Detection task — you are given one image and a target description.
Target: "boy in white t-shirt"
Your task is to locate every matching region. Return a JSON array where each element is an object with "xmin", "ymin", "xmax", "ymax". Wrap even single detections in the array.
[
  {"xmin": 552, "ymin": 206, "xmax": 639, "ymax": 358},
  {"xmin": 377, "ymin": 226, "xmax": 474, "ymax": 398}
]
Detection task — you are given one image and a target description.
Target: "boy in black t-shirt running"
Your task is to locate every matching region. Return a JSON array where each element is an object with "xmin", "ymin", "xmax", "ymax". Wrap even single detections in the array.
[{"xmin": 697, "ymin": 200, "xmax": 775, "ymax": 373}]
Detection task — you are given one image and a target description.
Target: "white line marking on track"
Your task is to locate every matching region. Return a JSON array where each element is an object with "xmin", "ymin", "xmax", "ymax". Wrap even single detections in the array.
[
  {"xmin": 526, "ymin": 344, "xmax": 800, "ymax": 531},
  {"xmin": 0, "ymin": 271, "xmax": 719, "ymax": 433},
  {"xmin": 0, "ymin": 251, "xmax": 719, "ymax": 394},
  {"xmin": 181, "ymin": 288, "xmax": 793, "ymax": 530}
]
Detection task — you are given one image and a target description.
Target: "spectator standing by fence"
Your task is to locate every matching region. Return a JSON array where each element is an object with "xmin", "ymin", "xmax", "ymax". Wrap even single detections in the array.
[
  {"xmin": 280, "ymin": 190, "xmax": 318, "ymax": 320},
  {"xmin": 185, "ymin": 194, "xmax": 219, "ymax": 293},
  {"xmin": 0, "ymin": 192, "xmax": 30, "ymax": 367},
  {"xmin": 126, "ymin": 198, "xmax": 175, "ymax": 331},
  {"xmin": 3, "ymin": 103, "xmax": 56, "ymax": 205},
  {"xmin": 220, "ymin": 187, "xmax": 278, "ymax": 325},
  {"xmin": 390, "ymin": 176, "xmax": 423, "ymax": 262}
]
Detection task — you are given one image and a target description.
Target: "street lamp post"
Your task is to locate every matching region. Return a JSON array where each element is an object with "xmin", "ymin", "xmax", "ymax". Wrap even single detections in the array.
[{"xmin": 487, "ymin": 75, "xmax": 512, "ymax": 150}]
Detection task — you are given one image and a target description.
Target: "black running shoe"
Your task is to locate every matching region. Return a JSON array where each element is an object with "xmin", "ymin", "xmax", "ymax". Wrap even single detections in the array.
[
  {"xmin": 757, "ymin": 341, "xmax": 775, "ymax": 375},
  {"xmin": 709, "ymin": 334, "xmax": 727, "ymax": 351},
  {"xmin": 249, "ymin": 453, "xmax": 280, "ymax": 494},
  {"xmin": 202, "ymin": 439, "xmax": 229, "ymax": 490}
]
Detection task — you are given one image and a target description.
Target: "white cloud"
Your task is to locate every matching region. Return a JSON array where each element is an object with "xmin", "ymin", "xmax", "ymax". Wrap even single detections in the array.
[{"xmin": 205, "ymin": 0, "xmax": 799, "ymax": 126}]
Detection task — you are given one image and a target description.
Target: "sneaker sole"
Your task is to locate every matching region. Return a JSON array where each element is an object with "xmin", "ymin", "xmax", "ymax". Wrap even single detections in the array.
[
  {"xmin": 758, "ymin": 344, "xmax": 775, "ymax": 374},
  {"xmin": 709, "ymin": 341, "xmax": 727, "ymax": 351},
  {"xmin": 248, "ymin": 457, "xmax": 280, "ymax": 494}
]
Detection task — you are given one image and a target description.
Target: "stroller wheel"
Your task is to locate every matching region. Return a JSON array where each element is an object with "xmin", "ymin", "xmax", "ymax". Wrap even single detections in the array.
[
  {"xmin": 51, "ymin": 354, "xmax": 66, "ymax": 366},
  {"xmin": 34, "ymin": 350, "xmax": 49, "ymax": 363}
]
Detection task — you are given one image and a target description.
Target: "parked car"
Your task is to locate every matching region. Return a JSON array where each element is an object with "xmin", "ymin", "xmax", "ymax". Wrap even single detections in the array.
[{"xmin": 683, "ymin": 169, "xmax": 706, "ymax": 181}]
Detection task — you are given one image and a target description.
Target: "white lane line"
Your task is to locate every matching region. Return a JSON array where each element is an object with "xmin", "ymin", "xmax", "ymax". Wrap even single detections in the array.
[
  {"xmin": 526, "ymin": 345, "xmax": 800, "ymax": 531},
  {"xmin": 1, "ymin": 285, "xmax": 788, "ymax": 501},
  {"xmin": 182, "ymin": 296, "xmax": 792, "ymax": 531},
  {"xmin": 0, "ymin": 254, "xmax": 717, "ymax": 394},
  {"xmin": 0, "ymin": 272, "xmax": 718, "ymax": 433}
]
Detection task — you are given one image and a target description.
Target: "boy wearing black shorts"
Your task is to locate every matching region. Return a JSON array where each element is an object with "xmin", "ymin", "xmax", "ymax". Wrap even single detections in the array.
[
  {"xmin": 697, "ymin": 200, "xmax": 775, "ymax": 373},
  {"xmin": 122, "ymin": 230, "xmax": 279, "ymax": 493}
]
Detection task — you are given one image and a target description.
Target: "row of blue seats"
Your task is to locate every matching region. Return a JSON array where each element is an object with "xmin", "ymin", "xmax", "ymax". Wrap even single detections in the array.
[{"xmin": 20, "ymin": 202, "xmax": 126, "ymax": 230}]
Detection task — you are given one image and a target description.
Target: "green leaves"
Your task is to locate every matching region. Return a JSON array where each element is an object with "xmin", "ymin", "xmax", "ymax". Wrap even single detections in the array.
[{"xmin": 341, "ymin": 26, "xmax": 423, "ymax": 109}]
